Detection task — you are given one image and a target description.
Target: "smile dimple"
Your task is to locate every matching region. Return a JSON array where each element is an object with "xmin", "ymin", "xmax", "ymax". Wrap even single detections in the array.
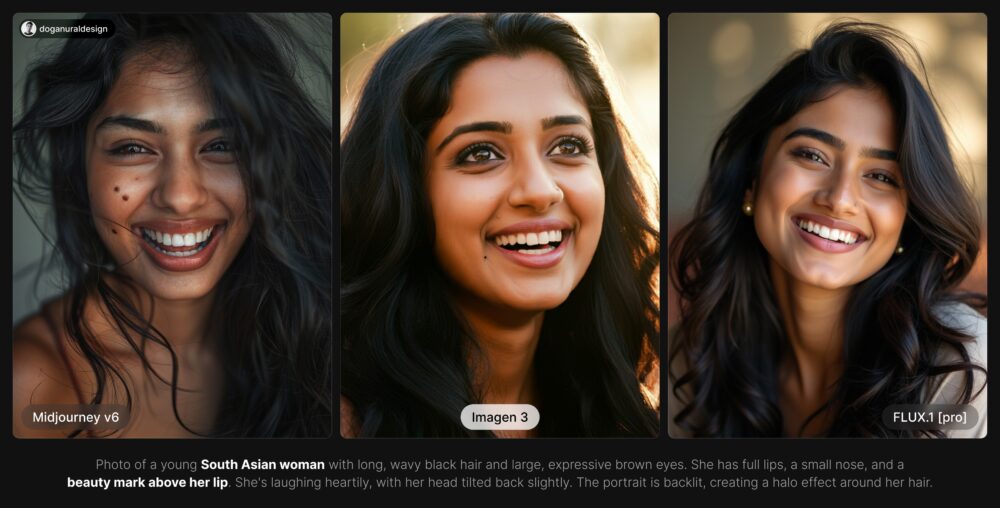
[
  {"xmin": 796, "ymin": 219, "xmax": 860, "ymax": 245},
  {"xmin": 492, "ymin": 229, "xmax": 565, "ymax": 255},
  {"xmin": 140, "ymin": 226, "xmax": 216, "ymax": 257}
]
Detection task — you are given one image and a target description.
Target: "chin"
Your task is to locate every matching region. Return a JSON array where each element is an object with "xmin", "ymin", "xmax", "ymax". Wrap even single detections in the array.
[
  {"xmin": 127, "ymin": 272, "xmax": 220, "ymax": 303},
  {"xmin": 501, "ymin": 289, "xmax": 571, "ymax": 312},
  {"xmin": 794, "ymin": 269, "xmax": 856, "ymax": 290}
]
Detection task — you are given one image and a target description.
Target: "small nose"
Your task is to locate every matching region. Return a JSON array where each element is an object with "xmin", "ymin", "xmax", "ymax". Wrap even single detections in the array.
[
  {"xmin": 506, "ymin": 153, "xmax": 563, "ymax": 212},
  {"xmin": 151, "ymin": 154, "xmax": 209, "ymax": 215},
  {"xmin": 814, "ymin": 165, "xmax": 860, "ymax": 216}
]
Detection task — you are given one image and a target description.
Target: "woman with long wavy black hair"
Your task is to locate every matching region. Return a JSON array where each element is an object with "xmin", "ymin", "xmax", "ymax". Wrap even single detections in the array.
[
  {"xmin": 341, "ymin": 13, "xmax": 659, "ymax": 437},
  {"xmin": 13, "ymin": 14, "xmax": 332, "ymax": 437},
  {"xmin": 668, "ymin": 21, "xmax": 986, "ymax": 438}
]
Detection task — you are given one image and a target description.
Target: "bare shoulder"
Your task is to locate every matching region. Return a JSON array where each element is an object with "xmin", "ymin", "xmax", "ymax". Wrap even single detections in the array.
[
  {"xmin": 927, "ymin": 302, "xmax": 988, "ymax": 438},
  {"xmin": 934, "ymin": 302, "xmax": 987, "ymax": 366},
  {"xmin": 12, "ymin": 302, "xmax": 84, "ymax": 437},
  {"xmin": 340, "ymin": 395, "xmax": 361, "ymax": 438}
]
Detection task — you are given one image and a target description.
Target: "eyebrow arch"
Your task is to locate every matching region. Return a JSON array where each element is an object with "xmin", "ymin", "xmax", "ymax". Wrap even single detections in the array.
[
  {"xmin": 542, "ymin": 115, "xmax": 590, "ymax": 131},
  {"xmin": 95, "ymin": 115, "xmax": 164, "ymax": 134},
  {"xmin": 196, "ymin": 118, "xmax": 230, "ymax": 133},
  {"xmin": 436, "ymin": 121, "xmax": 513, "ymax": 153},
  {"xmin": 784, "ymin": 127, "xmax": 897, "ymax": 161}
]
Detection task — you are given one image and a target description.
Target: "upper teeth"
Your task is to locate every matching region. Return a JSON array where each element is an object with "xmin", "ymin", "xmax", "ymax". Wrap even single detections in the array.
[
  {"xmin": 797, "ymin": 220, "xmax": 858, "ymax": 245},
  {"xmin": 494, "ymin": 229, "xmax": 563, "ymax": 247},
  {"xmin": 142, "ymin": 227, "xmax": 214, "ymax": 247}
]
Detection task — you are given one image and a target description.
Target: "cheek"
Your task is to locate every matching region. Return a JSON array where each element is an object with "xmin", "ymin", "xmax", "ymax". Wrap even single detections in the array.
[
  {"xmin": 869, "ymin": 197, "xmax": 907, "ymax": 246},
  {"xmin": 86, "ymin": 167, "xmax": 147, "ymax": 226},
  {"xmin": 869, "ymin": 192, "xmax": 906, "ymax": 227},
  {"xmin": 210, "ymin": 170, "xmax": 249, "ymax": 215},
  {"xmin": 428, "ymin": 175, "xmax": 502, "ymax": 246},
  {"xmin": 758, "ymin": 163, "xmax": 809, "ymax": 209},
  {"xmin": 565, "ymin": 168, "xmax": 605, "ymax": 222}
]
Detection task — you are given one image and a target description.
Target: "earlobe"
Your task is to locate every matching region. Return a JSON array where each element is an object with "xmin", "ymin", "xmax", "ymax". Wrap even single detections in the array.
[{"xmin": 742, "ymin": 187, "xmax": 755, "ymax": 216}]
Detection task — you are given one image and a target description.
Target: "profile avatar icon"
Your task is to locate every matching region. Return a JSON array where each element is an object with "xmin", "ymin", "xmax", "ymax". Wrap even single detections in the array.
[{"xmin": 21, "ymin": 20, "xmax": 36, "ymax": 37}]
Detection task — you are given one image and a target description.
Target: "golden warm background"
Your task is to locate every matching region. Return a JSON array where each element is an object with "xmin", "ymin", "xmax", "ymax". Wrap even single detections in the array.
[
  {"xmin": 340, "ymin": 13, "xmax": 660, "ymax": 179},
  {"xmin": 667, "ymin": 13, "xmax": 987, "ymax": 325}
]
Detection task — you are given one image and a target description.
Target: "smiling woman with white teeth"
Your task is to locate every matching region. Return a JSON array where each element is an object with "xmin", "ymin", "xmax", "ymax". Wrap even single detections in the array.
[
  {"xmin": 669, "ymin": 22, "xmax": 986, "ymax": 438},
  {"xmin": 13, "ymin": 14, "xmax": 333, "ymax": 437},
  {"xmin": 341, "ymin": 13, "xmax": 659, "ymax": 437}
]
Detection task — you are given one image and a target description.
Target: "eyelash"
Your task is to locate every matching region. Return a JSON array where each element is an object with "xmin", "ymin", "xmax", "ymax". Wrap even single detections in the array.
[
  {"xmin": 549, "ymin": 135, "xmax": 594, "ymax": 157},
  {"xmin": 202, "ymin": 139, "xmax": 234, "ymax": 153},
  {"xmin": 107, "ymin": 141, "xmax": 153, "ymax": 158},
  {"xmin": 451, "ymin": 135, "xmax": 595, "ymax": 167},
  {"xmin": 454, "ymin": 142, "xmax": 504, "ymax": 166},
  {"xmin": 106, "ymin": 139, "xmax": 234, "ymax": 158},
  {"xmin": 866, "ymin": 172, "xmax": 901, "ymax": 188},
  {"xmin": 792, "ymin": 148, "xmax": 901, "ymax": 188},
  {"xmin": 792, "ymin": 147, "xmax": 827, "ymax": 165}
]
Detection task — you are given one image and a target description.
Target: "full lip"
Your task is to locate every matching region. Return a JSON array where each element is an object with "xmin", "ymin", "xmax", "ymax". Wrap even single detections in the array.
[
  {"xmin": 131, "ymin": 218, "xmax": 228, "ymax": 272},
  {"xmin": 790, "ymin": 213, "xmax": 868, "ymax": 254},
  {"xmin": 487, "ymin": 218, "xmax": 573, "ymax": 269}
]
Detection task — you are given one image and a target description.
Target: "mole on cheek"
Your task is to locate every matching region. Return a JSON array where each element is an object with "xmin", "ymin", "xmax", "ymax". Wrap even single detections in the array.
[
  {"xmin": 111, "ymin": 229, "xmax": 117, "ymax": 235},
  {"xmin": 122, "ymin": 195, "xmax": 129, "ymax": 201},
  {"xmin": 114, "ymin": 186, "xmax": 120, "ymax": 192}
]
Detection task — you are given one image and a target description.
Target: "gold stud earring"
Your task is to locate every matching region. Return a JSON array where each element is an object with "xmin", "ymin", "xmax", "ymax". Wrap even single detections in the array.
[
  {"xmin": 742, "ymin": 201, "xmax": 753, "ymax": 216},
  {"xmin": 895, "ymin": 245, "xmax": 904, "ymax": 255}
]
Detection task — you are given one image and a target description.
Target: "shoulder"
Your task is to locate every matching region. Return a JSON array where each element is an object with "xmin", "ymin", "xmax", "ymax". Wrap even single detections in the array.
[
  {"xmin": 925, "ymin": 302, "xmax": 987, "ymax": 438},
  {"xmin": 12, "ymin": 305, "xmax": 83, "ymax": 437},
  {"xmin": 932, "ymin": 302, "xmax": 987, "ymax": 366},
  {"xmin": 340, "ymin": 395, "xmax": 361, "ymax": 438}
]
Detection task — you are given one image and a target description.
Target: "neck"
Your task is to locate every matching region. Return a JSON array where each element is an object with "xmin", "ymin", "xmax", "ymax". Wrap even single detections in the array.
[
  {"xmin": 770, "ymin": 259, "xmax": 848, "ymax": 407},
  {"xmin": 453, "ymin": 292, "xmax": 542, "ymax": 405},
  {"xmin": 97, "ymin": 274, "xmax": 218, "ymax": 362}
]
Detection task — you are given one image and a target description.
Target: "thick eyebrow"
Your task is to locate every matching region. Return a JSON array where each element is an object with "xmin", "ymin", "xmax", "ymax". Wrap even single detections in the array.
[
  {"xmin": 784, "ymin": 127, "xmax": 897, "ymax": 161},
  {"xmin": 783, "ymin": 127, "xmax": 845, "ymax": 150},
  {"xmin": 196, "ymin": 118, "xmax": 230, "ymax": 133},
  {"xmin": 436, "ymin": 121, "xmax": 513, "ymax": 153},
  {"xmin": 95, "ymin": 116, "xmax": 229, "ymax": 136},
  {"xmin": 95, "ymin": 115, "xmax": 163, "ymax": 134},
  {"xmin": 860, "ymin": 146, "xmax": 898, "ymax": 161},
  {"xmin": 542, "ymin": 115, "xmax": 590, "ymax": 131}
]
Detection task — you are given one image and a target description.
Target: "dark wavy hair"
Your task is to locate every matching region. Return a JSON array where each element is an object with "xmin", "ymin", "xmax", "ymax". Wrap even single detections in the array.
[
  {"xmin": 341, "ymin": 13, "xmax": 659, "ymax": 437},
  {"xmin": 669, "ymin": 21, "xmax": 985, "ymax": 437},
  {"xmin": 14, "ymin": 14, "xmax": 333, "ymax": 437}
]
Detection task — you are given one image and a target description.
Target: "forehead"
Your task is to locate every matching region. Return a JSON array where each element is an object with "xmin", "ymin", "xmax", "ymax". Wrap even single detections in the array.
[
  {"xmin": 779, "ymin": 85, "xmax": 898, "ymax": 148},
  {"xmin": 444, "ymin": 51, "xmax": 589, "ymax": 125},
  {"xmin": 90, "ymin": 51, "xmax": 211, "ymax": 126}
]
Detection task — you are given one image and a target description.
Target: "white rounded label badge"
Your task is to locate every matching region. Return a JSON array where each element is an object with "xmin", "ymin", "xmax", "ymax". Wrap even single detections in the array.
[{"xmin": 461, "ymin": 404, "xmax": 539, "ymax": 430}]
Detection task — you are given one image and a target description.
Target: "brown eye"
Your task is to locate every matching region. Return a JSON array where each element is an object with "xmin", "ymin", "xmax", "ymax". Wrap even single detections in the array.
[
  {"xmin": 471, "ymin": 147, "xmax": 495, "ymax": 161},
  {"xmin": 455, "ymin": 142, "xmax": 504, "ymax": 165},
  {"xmin": 793, "ymin": 148, "xmax": 827, "ymax": 166},
  {"xmin": 556, "ymin": 141, "xmax": 578, "ymax": 155},
  {"xmin": 109, "ymin": 143, "xmax": 153, "ymax": 157},
  {"xmin": 546, "ymin": 135, "xmax": 592, "ymax": 157},
  {"xmin": 866, "ymin": 172, "xmax": 901, "ymax": 188}
]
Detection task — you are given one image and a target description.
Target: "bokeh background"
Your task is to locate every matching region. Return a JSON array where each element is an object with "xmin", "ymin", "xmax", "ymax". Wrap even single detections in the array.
[
  {"xmin": 667, "ymin": 13, "xmax": 987, "ymax": 325},
  {"xmin": 11, "ymin": 13, "xmax": 332, "ymax": 324},
  {"xmin": 340, "ymin": 12, "xmax": 660, "ymax": 187}
]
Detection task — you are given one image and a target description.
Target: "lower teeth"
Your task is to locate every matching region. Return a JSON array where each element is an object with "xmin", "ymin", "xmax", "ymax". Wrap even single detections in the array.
[{"xmin": 518, "ymin": 246, "xmax": 555, "ymax": 255}]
